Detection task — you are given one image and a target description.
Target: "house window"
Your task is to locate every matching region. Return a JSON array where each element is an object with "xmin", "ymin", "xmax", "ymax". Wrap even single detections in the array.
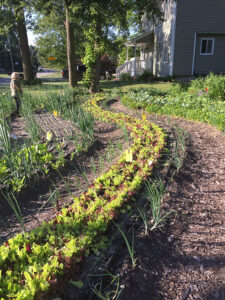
[{"xmin": 200, "ymin": 38, "xmax": 215, "ymax": 55}]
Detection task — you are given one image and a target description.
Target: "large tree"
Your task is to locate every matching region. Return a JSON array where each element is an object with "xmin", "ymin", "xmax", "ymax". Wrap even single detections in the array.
[
  {"xmin": 0, "ymin": 0, "xmax": 35, "ymax": 81},
  {"xmin": 32, "ymin": 0, "xmax": 81, "ymax": 87},
  {"xmin": 16, "ymin": 7, "xmax": 35, "ymax": 81},
  {"xmin": 82, "ymin": 0, "xmax": 163, "ymax": 93},
  {"xmin": 0, "ymin": 25, "xmax": 23, "ymax": 72},
  {"xmin": 34, "ymin": 11, "xmax": 67, "ymax": 69},
  {"xmin": 64, "ymin": 0, "xmax": 77, "ymax": 87}
]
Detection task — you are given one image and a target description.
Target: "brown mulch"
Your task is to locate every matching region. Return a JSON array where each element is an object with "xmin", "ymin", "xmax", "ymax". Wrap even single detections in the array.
[
  {"xmin": 62, "ymin": 101, "xmax": 225, "ymax": 300},
  {"xmin": 109, "ymin": 101, "xmax": 225, "ymax": 300},
  {"xmin": 1, "ymin": 101, "xmax": 225, "ymax": 299},
  {"xmin": 0, "ymin": 115, "xmax": 129, "ymax": 243}
]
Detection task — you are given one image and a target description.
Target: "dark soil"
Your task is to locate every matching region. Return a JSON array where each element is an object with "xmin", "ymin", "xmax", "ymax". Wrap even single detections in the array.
[{"xmin": 1, "ymin": 100, "xmax": 225, "ymax": 300}]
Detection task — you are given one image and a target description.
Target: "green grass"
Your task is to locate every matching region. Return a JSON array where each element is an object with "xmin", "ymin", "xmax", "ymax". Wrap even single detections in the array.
[
  {"xmin": 0, "ymin": 74, "xmax": 10, "ymax": 78},
  {"xmin": 38, "ymin": 71, "xmax": 62, "ymax": 78},
  {"xmin": 100, "ymin": 80, "xmax": 173, "ymax": 93},
  {"xmin": 5, "ymin": 75, "xmax": 223, "ymax": 132}
]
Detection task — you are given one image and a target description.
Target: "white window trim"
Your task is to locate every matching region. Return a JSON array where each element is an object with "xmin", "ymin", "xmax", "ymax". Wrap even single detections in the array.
[{"xmin": 200, "ymin": 38, "xmax": 215, "ymax": 55}]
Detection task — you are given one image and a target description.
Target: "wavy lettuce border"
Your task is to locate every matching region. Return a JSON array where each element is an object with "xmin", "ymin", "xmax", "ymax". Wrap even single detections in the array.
[{"xmin": 0, "ymin": 97, "xmax": 166, "ymax": 299}]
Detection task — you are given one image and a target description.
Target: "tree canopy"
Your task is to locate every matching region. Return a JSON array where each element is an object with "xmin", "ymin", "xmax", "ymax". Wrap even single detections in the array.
[{"xmin": 1, "ymin": 0, "xmax": 164, "ymax": 88}]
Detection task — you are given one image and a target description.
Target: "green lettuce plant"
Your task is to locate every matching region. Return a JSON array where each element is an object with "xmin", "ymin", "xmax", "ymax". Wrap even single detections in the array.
[{"xmin": 0, "ymin": 95, "xmax": 166, "ymax": 299}]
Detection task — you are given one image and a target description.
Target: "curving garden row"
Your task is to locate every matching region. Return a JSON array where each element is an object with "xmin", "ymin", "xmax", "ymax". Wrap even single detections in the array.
[{"xmin": 0, "ymin": 97, "xmax": 166, "ymax": 299}]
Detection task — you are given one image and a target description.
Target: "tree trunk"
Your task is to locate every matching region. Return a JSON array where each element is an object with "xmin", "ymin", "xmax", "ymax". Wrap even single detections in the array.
[
  {"xmin": 89, "ymin": 51, "xmax": 101, "ymax": 93},
  {"xmin": 16, "ymin": 10, "xmax": 34, "ymax": 82},
  {"xmin": 89, "ymin": 21, "xmax": 102, "ymax": 93},
  {"xmin": 65, "ymin": 3, "xmax": 77, "ymax": 88}
]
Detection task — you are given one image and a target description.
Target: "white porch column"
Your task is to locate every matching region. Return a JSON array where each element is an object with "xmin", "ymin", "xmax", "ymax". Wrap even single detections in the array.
[{"xmin": 134, "ymin": 43, "xmax": 137, "ymax": 76}]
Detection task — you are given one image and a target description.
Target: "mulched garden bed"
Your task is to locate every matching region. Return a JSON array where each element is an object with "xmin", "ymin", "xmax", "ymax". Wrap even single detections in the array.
[
  {"xmin": 61, "ymin": 100, "xmax": 225, "ymax": 300},
  {"xmin": 1, "ymin": 100, "xmax": 225, "ymax": 299},
  {"xmin": 0, "ymin": 113, "xmax": 129, "ymax": 244}
]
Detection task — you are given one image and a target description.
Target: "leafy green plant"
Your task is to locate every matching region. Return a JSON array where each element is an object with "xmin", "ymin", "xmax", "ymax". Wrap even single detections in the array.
[
  {"xmin": 137, "ymin": 70, "xmax": 153, "ymax": 82},
  {"xmin": 120, "ymin": 73, "xmax": 132, "ymax": 81},
  {"xmin": 190, "ymin": 72, "xmax": 225, "ymax": 101},
  {"xmin": 121, "ymin": 82, "xmax": 225, "ymax": 131},
  {"xmin": 0, "ymin": 143, "xmax": 64, "ymax": 192},
  {"xmin": 0, "ymin": 96, "xmax": 166, "ymax": 299}
]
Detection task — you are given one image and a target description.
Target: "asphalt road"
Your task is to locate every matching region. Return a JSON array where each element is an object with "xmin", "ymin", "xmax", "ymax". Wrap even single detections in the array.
[
  {"xmin": 0, "ymin": 77, "xmax": 10, "ymax": 85},
  {"xmin": 0, "ymin": 70, "xmax": 58, "ymax": 85}
]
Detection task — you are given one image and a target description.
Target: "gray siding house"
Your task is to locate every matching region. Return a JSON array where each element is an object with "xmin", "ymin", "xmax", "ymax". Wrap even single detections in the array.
[{"xmin": 116, "ymin": 0, "xmax": 225, "ymax": 80}]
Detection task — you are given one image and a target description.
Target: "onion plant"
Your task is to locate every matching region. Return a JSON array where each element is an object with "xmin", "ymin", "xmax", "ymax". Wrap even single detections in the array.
[
  {"xmin": 172, "ymin": 125, "xmax": 186, "ymax": 173},
  {"xmin": 137, "ymin": 206, "xmax": 148, "ymax": 236},
  {"xmin": 114, "ymin": 222, "xmax": 136, "ymax": 268},
  {"xmin": 90, "ymin": 270, "xmax": 122, "ymax": 300},
  {"xmin": 1, "ymin": 191, "xmax": 24, "ymax": 232},
  {"xmin": 0, "ymin": 111, "xmax": 11, "ymax": 156},
  {"xmin": 145, "ymin": 177, "xmax": 173, "ymax": 231}
]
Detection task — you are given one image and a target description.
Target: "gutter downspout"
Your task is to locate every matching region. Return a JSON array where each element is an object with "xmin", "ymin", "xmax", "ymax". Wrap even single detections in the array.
[{"xmin": 192, "ymin": 33, "xmax": 197, "ymax": 76}]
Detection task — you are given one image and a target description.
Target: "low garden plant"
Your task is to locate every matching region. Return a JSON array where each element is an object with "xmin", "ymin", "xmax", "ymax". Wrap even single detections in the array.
[
  {"xmin": 0, "ymin": 141, "xmax": 65, "ymax": 192},
  {"xmin": 0, "ymin": 95, "xmax": 166, "ymax": 299},
  {"xmin": 121, "ymin": 76, "xmax": 225, "ymax": 131},
  {"xmin": 190, "ymin": 72, "xmax": 225, "ymax": 101}
]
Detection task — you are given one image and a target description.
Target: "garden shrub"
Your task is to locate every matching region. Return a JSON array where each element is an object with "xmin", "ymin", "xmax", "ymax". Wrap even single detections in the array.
[
  {"xmin": 121, "ymin": 88, "xmax": 166, "ymax": 109},
  {"xmin": 137, "ymin": 70, "xmax": 154, "ymax": 82},
  {"xmin": 168, "ymin": 82, "xmax": 190, "ymax": 96},
  {"xmin": 120, "ymin": 73, "xmax": 132, "ymax": 81},
  {"xmin": 22, "ymin": 78, "xmax": 42, "ymax": 86},
  {"xmin": 121, "ymin": 86, "xmax": 225, "ymax": 131},
  {"xmin": 190, "ymin": 73, "xmax": 225, "ymax": 101}
]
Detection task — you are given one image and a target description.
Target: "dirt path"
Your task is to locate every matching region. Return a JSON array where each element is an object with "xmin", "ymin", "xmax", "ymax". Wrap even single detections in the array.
[{"xmin": 108, "ymin": 101, "xmax": 225, "ymax": 300}]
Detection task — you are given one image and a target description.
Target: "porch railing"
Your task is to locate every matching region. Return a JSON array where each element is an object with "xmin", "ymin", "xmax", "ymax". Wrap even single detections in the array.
[{"xmin": 116, "ymin": 59, "xmax": 152, "ymax": 80}]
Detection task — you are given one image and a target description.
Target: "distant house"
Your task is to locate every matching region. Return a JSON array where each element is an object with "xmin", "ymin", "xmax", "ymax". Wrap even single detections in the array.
[{"xmin": 116, "ymin": 0, "xmax": 225, "ymax": 80}]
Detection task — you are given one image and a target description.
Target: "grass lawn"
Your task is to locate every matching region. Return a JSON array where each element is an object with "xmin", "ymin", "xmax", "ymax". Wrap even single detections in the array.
[
  {"xmin": 100, "ymin": 79, "xmax": 173, "ymax": 92},
  {"xmin": 0, "ymin": 73, "xmax": 10, "ymax": 78}
]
